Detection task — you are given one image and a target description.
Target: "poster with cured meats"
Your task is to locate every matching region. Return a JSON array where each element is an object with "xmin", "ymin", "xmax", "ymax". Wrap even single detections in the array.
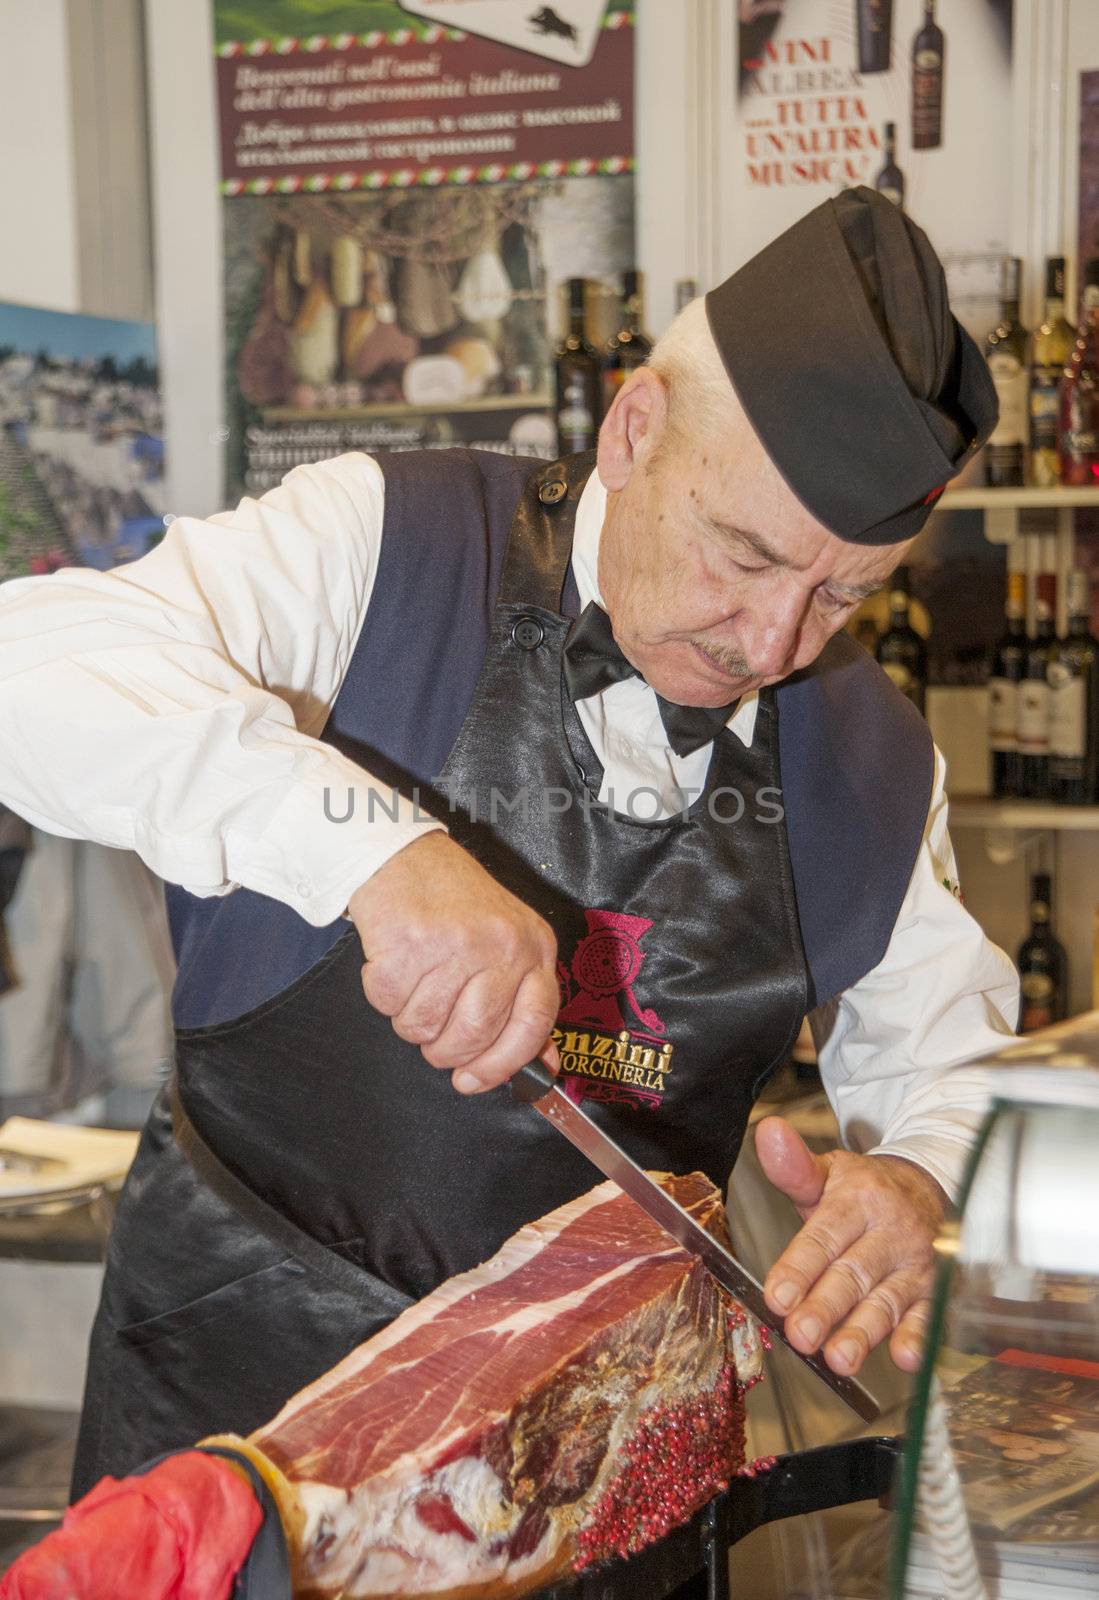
[{"xmin": 212, "ymin": 0, "xmax": 636, "ymax": 496}]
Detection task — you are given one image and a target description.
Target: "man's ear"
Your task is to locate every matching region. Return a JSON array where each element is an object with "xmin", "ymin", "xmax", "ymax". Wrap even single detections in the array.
[{"xmin": 597, "ymin": 368, "xmax": 670, "ymax": 491}]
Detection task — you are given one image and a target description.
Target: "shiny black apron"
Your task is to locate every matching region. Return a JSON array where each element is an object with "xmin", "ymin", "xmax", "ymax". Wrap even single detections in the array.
[{"xmin": 73, "ymin": 461, "xmax": 809, "ymax": 1504}]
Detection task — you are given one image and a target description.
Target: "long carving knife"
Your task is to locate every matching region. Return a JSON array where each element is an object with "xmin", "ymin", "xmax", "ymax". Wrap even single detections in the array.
[{"xmin": 511, "ymin": 1060, "xmax": 880, "ymax": 1423}]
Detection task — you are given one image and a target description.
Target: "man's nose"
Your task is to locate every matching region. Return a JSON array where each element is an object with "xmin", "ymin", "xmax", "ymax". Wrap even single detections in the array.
[{"xmin": 736, "ymin": 591, "xmax": 806, "ymax": 678}]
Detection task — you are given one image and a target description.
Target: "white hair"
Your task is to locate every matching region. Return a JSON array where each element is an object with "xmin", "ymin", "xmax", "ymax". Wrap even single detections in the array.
[{"xmin": 647, "ymin": 295, "xmax": 740, "ymax": 451}]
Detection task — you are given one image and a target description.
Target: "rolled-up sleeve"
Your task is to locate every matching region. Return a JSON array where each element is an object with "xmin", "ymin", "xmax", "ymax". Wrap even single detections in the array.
[
  {"xmin": 0, "ymin": 452, "xmax": 442, "ymax": 926},
  {"xmin": 811, "ymin": 746, "xmax": 1019, "ymax": 1201}
]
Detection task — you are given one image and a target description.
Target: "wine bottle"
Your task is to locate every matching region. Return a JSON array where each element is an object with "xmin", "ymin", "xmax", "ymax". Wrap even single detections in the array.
[
  {"xmin": 603, "ymin": 270, "xmax": 653, "ymax": 407},
  {"xmin": 984, "ymin": 258, "xmax": 1029, "ymax": 489},
  {"xmin": 875, "ymin": 567, "xmax": 927, "ymax": 713},
  {"xmin": 874, "ymin": 122, "xmax": 905, "ymax": 208},
  {"xmin": 853, "ymin": 614, "xmax": 879, "ymax": 655},
  {"xmin": 1017, "ymin": 872, "xmax": 1067, "ymax": 1032},
  {"xmin": 1017, "ymin": 570, "xmax": 1056, "ymax": 800},
  {"xmin": 1029, "ymin": 257, "xmax": 1077, "ymax": 487},
  {"xmin": 856, "ymin": 0, "xmax": 893, "ymax": 74},
  {"xmin": 554, "ymin": 278, "xmax": 602, "ymax": 456},
  {"xmin": 1048, "ymin": 568, "xmax": 1099, "ymax": 805},
  {"xmin": 989, "ymin": 569, "xmax": 1026, "ymax": 798},
  {"xmin": 674, "ymin": 278, "xmax": 698, "ymax": 314},
  {"xmin": 1060, "ymin": 258, "xmax": 1099, "ymax": 487},
  {"xmin": 911, "ymin": 0, "xmax": 945, "ymax": 150}
]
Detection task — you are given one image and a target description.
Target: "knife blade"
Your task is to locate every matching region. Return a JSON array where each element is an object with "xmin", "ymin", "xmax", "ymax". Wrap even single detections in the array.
[{"xmin": 511, "ymin": 1060, "xmax": 880, "ymax": 1423}]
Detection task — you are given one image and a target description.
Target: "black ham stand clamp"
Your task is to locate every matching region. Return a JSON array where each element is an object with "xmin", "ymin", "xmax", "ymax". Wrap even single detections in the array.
[{"xmin": 537, "ymin": 1435, "xmax": 902, "ymax": 1600}]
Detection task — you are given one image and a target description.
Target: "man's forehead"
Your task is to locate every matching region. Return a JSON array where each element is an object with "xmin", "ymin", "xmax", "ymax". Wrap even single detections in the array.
[{"xmin": 829, "ymin": 536, "xmax": 906, "ymax": 587}]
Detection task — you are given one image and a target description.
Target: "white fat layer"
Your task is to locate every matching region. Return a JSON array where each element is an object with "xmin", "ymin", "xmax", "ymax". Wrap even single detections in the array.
[
  {"xmin": 729, "ymin": 1314, "xmax": 763, "ymax": 1380},
  {"xmin": 297, "ymin": 1454, "xmax": 560, "ymax": 1596},
  {"xmin": 295, "ymin": 1243, "xmax": 688, "ymax": 1495},
  {"xmin": 464, "ymin": 1245, "xmax": 684, "ymax": 1341},
  {"xmin": 261, "ymin": 1178, "xmax": 729, "ymax": 1444},
  {"xmin": 259, "ymin": 1183, "xmax": 620, "ymax": 1437}
]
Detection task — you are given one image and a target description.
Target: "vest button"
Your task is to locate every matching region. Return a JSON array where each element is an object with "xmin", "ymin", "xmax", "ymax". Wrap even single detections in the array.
[
  {"xmin": 512, "ymin": 616, "xmax": 544, "ymax": 651},
  {"xmin": 538, "ymin": 478, "xmax": 567, "ymax": 506}
]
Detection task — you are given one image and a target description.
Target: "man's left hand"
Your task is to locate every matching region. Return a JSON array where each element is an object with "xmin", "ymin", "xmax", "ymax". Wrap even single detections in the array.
[{"xmin": 755, "ymin": 1116, "xmax": 947, "ymax": 1376}]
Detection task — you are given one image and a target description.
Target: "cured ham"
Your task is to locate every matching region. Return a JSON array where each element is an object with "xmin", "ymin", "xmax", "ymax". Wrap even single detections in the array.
[{"xmin": 227, "ymin": 1172, "xmax": 762, "ymax": 1598}]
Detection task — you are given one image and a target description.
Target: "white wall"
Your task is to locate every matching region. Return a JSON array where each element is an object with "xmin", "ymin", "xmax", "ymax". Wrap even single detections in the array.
[
  {"xmin": 144, "ymin": 0, "xmax": 224, "ymax": 519},
  {"xmin": 635, "ymin": 0, "xmax": 697, "ymax": 336},
  {"xmin": 0, "ymin": 0, "xmax": 80, "ymax": 311},
  {"xmin": 67, "ymin": 0, "xmax": 155, "ymax": 322}
]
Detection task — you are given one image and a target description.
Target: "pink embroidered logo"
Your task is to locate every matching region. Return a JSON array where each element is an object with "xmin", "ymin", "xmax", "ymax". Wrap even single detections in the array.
[{"xmin": 553, "ymin": 910, "xmax": 674, "ymax": 1112}]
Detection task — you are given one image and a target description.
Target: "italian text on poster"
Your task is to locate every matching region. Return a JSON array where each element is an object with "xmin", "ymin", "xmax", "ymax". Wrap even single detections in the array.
[
  {"xmin": 215, "ymin": 1, "xmax": 633, "ymax": 193},
  {"xmin": 213, "ymin": 1, "xmax": 636, "ymax": 497}
]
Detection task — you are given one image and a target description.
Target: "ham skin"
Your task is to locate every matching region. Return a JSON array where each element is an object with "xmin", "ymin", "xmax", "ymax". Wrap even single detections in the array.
[{"xmin": 231, "ymin": 1172, "xmax": 762, "ymax": 1599}]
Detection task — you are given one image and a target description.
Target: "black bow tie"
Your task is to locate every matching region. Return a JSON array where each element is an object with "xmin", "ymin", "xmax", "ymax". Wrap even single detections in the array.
[{"xmin": 561, "ymin": 602, "xmax": 738, "ymax": 759}]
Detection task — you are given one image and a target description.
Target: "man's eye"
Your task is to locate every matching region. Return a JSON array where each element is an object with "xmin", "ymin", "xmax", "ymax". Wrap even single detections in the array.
[{"xmin": 819, "ymin": 588, "xmax": 857, "ymax": 613}]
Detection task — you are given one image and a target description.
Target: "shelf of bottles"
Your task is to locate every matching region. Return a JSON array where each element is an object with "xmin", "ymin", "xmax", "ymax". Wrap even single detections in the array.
[
  {"xmin": 926, "ymin": 253, "xmax": 1099, "ymax": 541},
  {"xmin": 553, "ymin": 270, "xmax": 654, "ymax": 458}
]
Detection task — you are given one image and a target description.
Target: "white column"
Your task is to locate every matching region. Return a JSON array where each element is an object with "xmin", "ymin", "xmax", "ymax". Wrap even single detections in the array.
[
  {"xmin": 143, "ymin": 0, "xmax": 225, "ymax": 517},
  {"xmin": 0, "ymin": 0, "xmax": 79, "ymax": 311}
]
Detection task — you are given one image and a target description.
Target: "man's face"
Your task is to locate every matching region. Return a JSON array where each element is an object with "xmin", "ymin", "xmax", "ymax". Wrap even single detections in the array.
[{"xmin": 597, "ymin": 384, "xmax": 912, "ymax": 708}]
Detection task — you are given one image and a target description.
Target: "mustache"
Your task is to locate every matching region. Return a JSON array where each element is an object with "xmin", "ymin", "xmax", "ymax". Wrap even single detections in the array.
[{"xmin": 692, "ymin": 637, "xmax": 753, "ymax": 677}]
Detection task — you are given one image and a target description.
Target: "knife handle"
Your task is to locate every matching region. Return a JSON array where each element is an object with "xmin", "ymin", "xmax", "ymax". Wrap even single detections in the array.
[{"xmin": 510, "ymin": 1060, "xmax": 557, "ymax": 1104}]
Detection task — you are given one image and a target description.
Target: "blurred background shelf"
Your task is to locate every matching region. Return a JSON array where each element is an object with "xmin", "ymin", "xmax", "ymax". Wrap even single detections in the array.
[
  {"xmin": 261, "ymin": 395, "xmax": 552, "ymax": 423},
  {"xmin": 940, "ymin": 486, "xmax": 1099, "ymax": 510},
  {"xmin": 936, "ymin": 485, "xmax": 1099, "ymax": 544},
  {"xmin": 949, "ymin": 796, "xmax": 1099, "ymax": 830}
]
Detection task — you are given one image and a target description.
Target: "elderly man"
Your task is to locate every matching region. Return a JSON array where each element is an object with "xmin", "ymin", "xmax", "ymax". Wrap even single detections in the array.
[{"xmin": 0, "ymin": 189, "xmax": 1016, "ymax": 1498}]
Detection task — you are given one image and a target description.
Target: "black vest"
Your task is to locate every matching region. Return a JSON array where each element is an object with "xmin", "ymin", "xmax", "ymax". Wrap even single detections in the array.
[{"xmin": 73, "ymin": 451, "xmax": 932, "ymax": 1493}]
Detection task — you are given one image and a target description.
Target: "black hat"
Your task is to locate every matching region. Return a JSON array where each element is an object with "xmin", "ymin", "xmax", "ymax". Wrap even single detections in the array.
[{"xmin": 704, "ymin": 187, "xmax": 997, "ymax": 544}]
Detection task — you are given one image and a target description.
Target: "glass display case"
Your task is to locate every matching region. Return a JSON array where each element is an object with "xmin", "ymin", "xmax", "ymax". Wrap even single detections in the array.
[{"xmin": 890, "ymin": 1017, "xmax": 1099, "ymax": 1600}]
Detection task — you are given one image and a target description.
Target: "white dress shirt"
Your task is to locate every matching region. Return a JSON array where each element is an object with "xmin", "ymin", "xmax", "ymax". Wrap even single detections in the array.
[{"xmin": 0, "ymin": 453, "xmax": 1018, "ymax": 1197}]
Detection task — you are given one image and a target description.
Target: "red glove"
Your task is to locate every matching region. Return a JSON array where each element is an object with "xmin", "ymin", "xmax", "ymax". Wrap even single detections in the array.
[{"xmin": 0, "ymin": 1451, "xmax": 262, "ymax": 1600}]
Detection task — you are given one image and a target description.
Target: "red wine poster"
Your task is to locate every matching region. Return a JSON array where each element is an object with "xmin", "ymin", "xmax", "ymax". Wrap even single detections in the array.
[
  {"xmin": 1078, "ymin": 71, "xmax": 1099, "ymax": 274},
  {"xmin": 731, "ymin": 4, "xmax": 1016, "ymax": 682},
  {"xmin": 730, "ymin": 0, "xmax": 1014, "ymax": 290},
  {"xmin": 1071, "ymin": 72, "xmax": 1099, "ymax": 618},
  {"xmin": 211, "ymin": 0, "xmax": 636, "ymax": 497}
]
